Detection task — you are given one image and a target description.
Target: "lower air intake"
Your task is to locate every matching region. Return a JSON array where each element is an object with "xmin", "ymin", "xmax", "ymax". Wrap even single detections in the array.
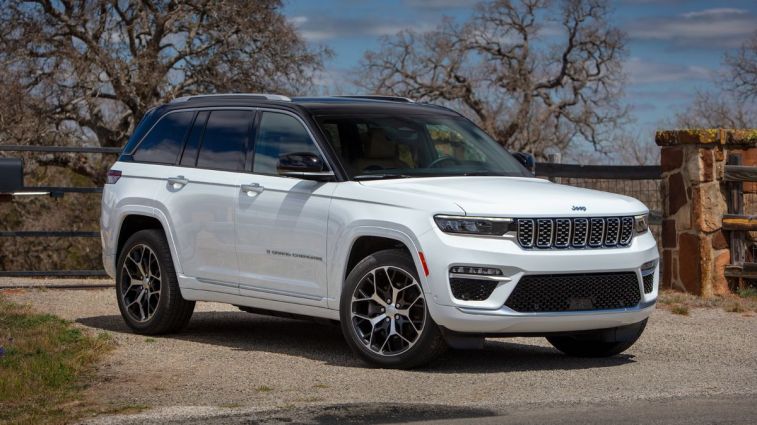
[
  {"xmin": 450, "ymin": 278, "xmax": 498, "ymax": 301},
  {"xmin": 643, "ymin": 273, "xmax": 654, "ymax": 293},
  {"xmin": 505, "ymin": 272, "xmax": 641, "ymax": 313}
]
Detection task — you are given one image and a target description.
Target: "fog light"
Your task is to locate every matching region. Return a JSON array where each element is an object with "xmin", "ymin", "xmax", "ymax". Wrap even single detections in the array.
[
  {"xmin": 450, "ymin": 266, "xmax": 503, "ymax": 276},
  {"xmin": 640, "ymin": 259, "xmax": 657, "ymax": 274}
]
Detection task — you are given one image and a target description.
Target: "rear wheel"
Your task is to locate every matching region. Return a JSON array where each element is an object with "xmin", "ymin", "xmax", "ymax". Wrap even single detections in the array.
[
  {"xmin": 116, "ymin": 229, "xmax": 195, "ymax": 335},
  {"xmin": 546, "ymin": 319, "xmax": 647, "ymax": 357},
  {"xmin": 340, "ymin": 249, "xmax": 447, "ymax": 369}
]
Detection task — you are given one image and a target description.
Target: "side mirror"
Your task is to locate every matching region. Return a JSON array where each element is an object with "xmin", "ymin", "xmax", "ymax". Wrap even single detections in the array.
[
  {"xmin": 277, "ymin": 152, "xmax": 334, "ymax": 181},
  {"xmin": 512, "ymin": 152, "xmax": 536, "ymax": 174}
]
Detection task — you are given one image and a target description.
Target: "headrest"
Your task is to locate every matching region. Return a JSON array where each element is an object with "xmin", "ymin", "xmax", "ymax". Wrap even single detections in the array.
[{"xmin": 364, "ymin": 128, "xmax": 397, "ymax": 159}]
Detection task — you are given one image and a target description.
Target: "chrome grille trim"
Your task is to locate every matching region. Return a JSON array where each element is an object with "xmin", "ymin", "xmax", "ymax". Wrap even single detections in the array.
[
  {"xmin": 517, "ymin": 219, "xmax": 535, "ymax": 248},
  {"xmin": 516, "ymin": 217, "xmax": 635, "ymax": 249},
  {"xmin": 536, "ymin": 219, "xmax": 554, "ymax": 248}
]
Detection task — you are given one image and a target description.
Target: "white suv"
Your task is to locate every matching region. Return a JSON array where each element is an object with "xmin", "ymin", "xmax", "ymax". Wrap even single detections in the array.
[{"xmin": 101, "ymin": 94, "xmax": 658, "ymax": 368}]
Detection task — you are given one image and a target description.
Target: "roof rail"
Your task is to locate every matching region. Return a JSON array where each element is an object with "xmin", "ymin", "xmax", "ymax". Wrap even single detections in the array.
[
  {"xmin": 170, "ymin": 93, "xmax": 292, "ymax": 103},
  {"xmin": 335, "ymin": 95, "xmax": 415, "ymax": 103}
]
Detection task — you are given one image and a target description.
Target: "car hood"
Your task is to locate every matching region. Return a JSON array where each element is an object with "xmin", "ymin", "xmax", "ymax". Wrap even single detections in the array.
[{"xmin": 358, "ymin": 176, "xmax": 648, "ymax": 217}]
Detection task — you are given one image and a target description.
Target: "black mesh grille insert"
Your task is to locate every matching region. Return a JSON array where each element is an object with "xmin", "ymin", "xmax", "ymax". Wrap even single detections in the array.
[
  {"xmin": 505, "ymin": 272, "xmax": 642, "ymax": 313},
  {"xmin": 450, "ymin": 278, "xmax": 498, "ymax": 301},
  {"xmin": 643, "ymin": 273, "xmax": 654, "ymax": 293}
]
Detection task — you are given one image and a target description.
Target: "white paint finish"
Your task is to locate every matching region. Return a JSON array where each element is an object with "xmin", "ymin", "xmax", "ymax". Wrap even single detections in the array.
[
  {"xmin": 103, "ymin": 161, "xmax": 659, "ymax": 336},
  {"xmin": 356, "ymin": 176, "xmax": 649, "ymax": 217},
  {"xmin": 153, "ymin": 165, "xmax": 241, "ymax": 292},
  {"xmin": 236, "ymin": 175, "xmax": 335, "ymax": 304}
]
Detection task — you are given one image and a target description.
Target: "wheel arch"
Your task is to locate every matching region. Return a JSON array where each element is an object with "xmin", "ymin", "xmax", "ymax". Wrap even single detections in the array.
[
  {"xmin": 328, "ymin": 225, "xmax": 429, "ymax": 310},
  {"xmin": 116, "ymin": 214, "xmax": 165, "ymax": 261}
]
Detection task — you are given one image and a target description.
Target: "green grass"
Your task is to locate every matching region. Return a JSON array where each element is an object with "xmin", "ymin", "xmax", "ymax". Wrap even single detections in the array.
[
  {"xmin": 737, "ymin": 287, "xmax": 757, "ymax": 299},
  {"xmin": 255, "ymin": 385, "xmax": 273, "ymax": 393},
  {"xmin": 0, "ymin": 295, "xmax": 113, "ymax": 425},
  {"xmin": 670, "ymin": 304, "xmax": 690, "ymax": 316}
]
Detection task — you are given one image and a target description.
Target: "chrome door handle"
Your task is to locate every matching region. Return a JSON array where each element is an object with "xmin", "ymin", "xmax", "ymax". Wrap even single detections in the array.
[
  {"xmin": 167, "ymin": 176, "xmax": 189, "ymax": 188},
  {"xmin": 241, "ymin": 183, "xmax": 264, "ymax": 195}
]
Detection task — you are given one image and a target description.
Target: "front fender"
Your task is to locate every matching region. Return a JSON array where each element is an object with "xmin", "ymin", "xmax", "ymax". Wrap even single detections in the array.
[{"xmin": 326, "ymin": 222, "xmax": 432, "ymax": 310}]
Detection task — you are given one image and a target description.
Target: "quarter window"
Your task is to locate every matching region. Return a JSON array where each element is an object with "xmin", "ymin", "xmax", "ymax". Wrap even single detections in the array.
[
  {"xmin": 132, "ymin": 111, "xmax": 194, "ymax": 164},
  {"xmin": 253, "ymin": 112, "xmax": 321, "ymax": 175},
  {"xmin": 197, "ymin": 110, "xmax": 252, "ymax": 172}
]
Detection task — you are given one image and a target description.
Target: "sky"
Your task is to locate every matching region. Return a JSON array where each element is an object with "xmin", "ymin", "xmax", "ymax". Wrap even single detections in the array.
[{"xmin": 282, "ymin": 0, "xmax": 757, "ymax": 149}]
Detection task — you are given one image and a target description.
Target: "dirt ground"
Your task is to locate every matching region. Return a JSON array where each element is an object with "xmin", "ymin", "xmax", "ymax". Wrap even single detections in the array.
[{"xmin": 2, "ymin": 282, "xmax": 756, "ymax": 424}]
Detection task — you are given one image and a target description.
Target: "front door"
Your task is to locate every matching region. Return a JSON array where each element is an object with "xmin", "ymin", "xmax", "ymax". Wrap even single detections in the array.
[{"xmin": 236, "ymin": 111, "xmax": 335, "ymax": 305}]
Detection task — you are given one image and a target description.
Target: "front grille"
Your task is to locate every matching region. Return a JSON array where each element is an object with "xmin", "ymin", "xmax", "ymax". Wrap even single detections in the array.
[
  {"xmin": 516, "ymin": 217, "xmax": 634, "ymax": 249},
  {"xmin": 643, "ymin": 273, "xmax": 654, "ymax": 293},
  {"xmin": 450, "ymin": 278, "xmax": 497, "ymax": 301},
  {"xmin": 505, "ymin": 272, "xmax": 641, "ymax": 313}
]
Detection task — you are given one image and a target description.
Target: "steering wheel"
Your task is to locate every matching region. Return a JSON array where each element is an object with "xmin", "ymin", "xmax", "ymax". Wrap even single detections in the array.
[{"xmin": 428, "ymin": 156, "xmax": 462, "ymax": 168}]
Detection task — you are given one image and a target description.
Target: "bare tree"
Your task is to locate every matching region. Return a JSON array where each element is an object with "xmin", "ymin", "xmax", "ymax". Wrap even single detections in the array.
[
  {"xmin": 0, "ymin": 0, "xmax": 328, "ymax": 183},
  {"xmin": 725, "ymin": 31, "xmax": 757, "ymax": 101},
  {"xmin": 357, "ymin": 0, "xmax": 627, "ymax": 158},
  {"xmin": 674, "ymin": 32, "xmax": 757, "ymax": 129},
  {"xmin": 674, "ymin": 91, "xmax": 754, "ymax": 129}
]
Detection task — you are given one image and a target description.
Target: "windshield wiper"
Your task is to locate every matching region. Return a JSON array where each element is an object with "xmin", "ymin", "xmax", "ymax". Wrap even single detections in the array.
[
  {"xmin": 462, "ymin": 171, "xmax": 508, "ymax": 176},
  {"xmin": 353, "ymin": 174, "xmax": 414, "ymax": 181}
]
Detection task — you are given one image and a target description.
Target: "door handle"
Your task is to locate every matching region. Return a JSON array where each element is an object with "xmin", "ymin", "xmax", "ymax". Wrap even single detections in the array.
[
  {"xmin": 241, "ymin": 183, "xmax": 264, "ymax": 195},
  {"xmin": 167, "ymin": 176, "xmax": 189, "ymax": 188}
]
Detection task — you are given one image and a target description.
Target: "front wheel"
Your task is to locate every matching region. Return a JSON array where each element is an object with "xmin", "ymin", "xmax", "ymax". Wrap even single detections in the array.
[
  {"xmin": 340, "ymin": 249, "xmax": 447, "ymax": 369},
  {"xmin": 546, "ymin": 319, "xmax": 647, "ymax": 357}
]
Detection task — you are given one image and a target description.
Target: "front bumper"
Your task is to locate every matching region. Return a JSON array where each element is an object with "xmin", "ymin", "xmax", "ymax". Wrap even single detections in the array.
[{"xmin": 418, "ymin": 228, "xmax": 659, "ymax": 334}]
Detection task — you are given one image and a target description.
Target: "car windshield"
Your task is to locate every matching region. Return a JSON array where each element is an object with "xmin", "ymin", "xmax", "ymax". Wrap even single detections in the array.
[{"xmin": 315, "ymin": 114, "xmax": 530, "ymax": 180}]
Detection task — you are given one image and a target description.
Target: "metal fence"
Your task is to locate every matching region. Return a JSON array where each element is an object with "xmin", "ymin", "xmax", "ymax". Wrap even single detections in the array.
[{"xmin": 0, "ymin": 145, "xmax": 662, "ymax": 277}]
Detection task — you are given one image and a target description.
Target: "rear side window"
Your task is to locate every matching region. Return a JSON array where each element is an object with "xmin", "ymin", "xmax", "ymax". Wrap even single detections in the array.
[
  {"xmin": 179, "ymin": 111, "xmax": 209, "ymax": 167},
  {"xmin": 253, "ymin": 112, "xmax": 320, "ymax": 175},
  {"xmin": 132, "ymin": 111, "xmax": 194, "ymax": 164},
  {"xmin": 197, "ymin": 110, "xmax": 252, "ymax": 172}
]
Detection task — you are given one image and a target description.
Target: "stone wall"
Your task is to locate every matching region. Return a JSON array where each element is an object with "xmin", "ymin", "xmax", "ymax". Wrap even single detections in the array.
[{"xmin": 655, "ymin": 129, "xmax": 757, "ymax": 297}]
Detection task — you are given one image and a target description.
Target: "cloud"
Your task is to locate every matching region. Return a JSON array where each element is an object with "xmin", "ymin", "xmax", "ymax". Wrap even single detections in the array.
[
  {"xmin": 289, "ymin": 15, "xmax": 434, "ymax": 41},
  {"xmin": 626, "ymin": 7, "xmax": 757, "ymax": 48},
  {"xmin": 624, "ymin": 57, "xmax": 714, "ymax": 84},
  {"xmin": 403, "ymin": 0, "xmax": 479, "ymax": 9}
]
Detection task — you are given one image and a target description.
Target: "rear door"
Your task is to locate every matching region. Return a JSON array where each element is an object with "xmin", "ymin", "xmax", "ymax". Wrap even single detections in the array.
[
  {"xmin": 157, "ymin": 109, "xmax": 253, "ymax": 293},
  {"xmin": 235, "ymin": 110, "xmax": 336, "ymax": 305}
]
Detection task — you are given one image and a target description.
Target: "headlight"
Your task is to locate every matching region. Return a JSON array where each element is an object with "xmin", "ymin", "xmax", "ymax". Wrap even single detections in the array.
[
  {"xmin": 634, "ymin": 214, "xmax": 649, "ymax": 234},
  {"xmin": 434, "ymin": 215, "xmax": 513, "ymax": 236}
]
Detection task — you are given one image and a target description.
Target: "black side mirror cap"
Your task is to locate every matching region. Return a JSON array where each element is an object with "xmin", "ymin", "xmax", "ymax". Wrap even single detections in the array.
[
  {"xmin": 277, "ymin": 152, "xmax": 335, "ymax": 181},
  {"xmin": 512, "ymin": 152, "xmax": 536, "ymax": 174}
]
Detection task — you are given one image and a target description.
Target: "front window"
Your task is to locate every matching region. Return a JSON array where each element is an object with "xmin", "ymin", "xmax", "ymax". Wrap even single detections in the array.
[{"xmin": 315, "ymin": 114, "xmax": 529, "ymax": 179}]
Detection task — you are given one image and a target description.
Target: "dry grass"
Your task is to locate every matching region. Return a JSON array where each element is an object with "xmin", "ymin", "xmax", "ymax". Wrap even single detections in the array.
[
  {"xmin": 658, "ymin": 289, "xmax": 757, "ymax": 315},
  {"xmin": 0, "ymin": 294, "xmax": 113, "ymax": 425}
]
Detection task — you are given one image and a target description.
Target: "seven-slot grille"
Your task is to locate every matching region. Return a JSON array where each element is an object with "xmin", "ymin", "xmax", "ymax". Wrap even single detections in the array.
[{"xmin": 517, "ymin": 217, "xmax": 634, "ymax": 249}]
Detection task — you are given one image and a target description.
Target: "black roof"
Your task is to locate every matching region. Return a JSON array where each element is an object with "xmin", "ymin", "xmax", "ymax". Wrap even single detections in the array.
[{"xmin": 152, "ymin": 95, "xmax": 461, "ymax": 117}]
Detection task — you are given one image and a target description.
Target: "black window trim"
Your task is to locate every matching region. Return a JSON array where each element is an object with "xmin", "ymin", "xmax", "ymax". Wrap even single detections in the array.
[
  {"xmin": 124, "ymin": 106, "xmax": 346, "ymax": 182},
  {"xmin": 178, "ymin": 110, "xmax": 209, "ymax": 167}
]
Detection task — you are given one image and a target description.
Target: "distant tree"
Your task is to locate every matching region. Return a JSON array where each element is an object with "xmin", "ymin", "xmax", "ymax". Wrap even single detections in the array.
[
  {"xmin": 675, "ymin": 32, "xmax": 756, "ymax": 129},
  {"xmin": 357, "ymin": 0, "xmax": 628, "ymax": 158},
  {"xmin": 0, "ymin": 0, "xmax": 328, "ymax": 183},
  {"xmin": 725, "ymin": 31, "xmax": 757, "ymax": 102}
]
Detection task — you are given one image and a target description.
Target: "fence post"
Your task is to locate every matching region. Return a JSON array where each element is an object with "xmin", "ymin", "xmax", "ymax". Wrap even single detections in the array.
[
  {"xmin": 546, "ymin": 152, "xmax": 561, "ymax": 183},
  {"xmin": 655, "ymin": 129, "xmax": 757, "ymax": 296}
]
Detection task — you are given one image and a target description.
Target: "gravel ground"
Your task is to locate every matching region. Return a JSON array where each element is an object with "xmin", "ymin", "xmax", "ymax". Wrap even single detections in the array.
[{"xmin": 2, "ymin": 283, "xmax": 756, "ymax": 424}]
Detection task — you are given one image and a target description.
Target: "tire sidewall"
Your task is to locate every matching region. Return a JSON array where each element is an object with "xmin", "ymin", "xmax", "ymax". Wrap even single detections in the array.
[{"xmin": 339, "ymin": 249, "xmax": 443, "ymax": 368}]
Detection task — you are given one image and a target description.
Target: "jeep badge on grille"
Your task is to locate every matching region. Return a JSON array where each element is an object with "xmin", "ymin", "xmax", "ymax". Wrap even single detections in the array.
[{"xmin": 572, "ymin": 205, "xmax": 587, "ymax": 211}]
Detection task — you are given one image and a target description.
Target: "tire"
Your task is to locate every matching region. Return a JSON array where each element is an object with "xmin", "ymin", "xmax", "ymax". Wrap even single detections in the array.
[
  {"xmin": 546, "ymin": 319, "xmax": 647, "ymax": 357},
  {"xmin": 116, "ymin": 229, "xmax": 195, "ymax": 335},
  {"xmin": 340, "ymin": 249, "xmax": 447, "ymax": 369}
]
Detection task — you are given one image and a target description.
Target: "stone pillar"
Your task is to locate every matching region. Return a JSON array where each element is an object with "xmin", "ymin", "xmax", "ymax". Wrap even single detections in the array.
[{"xmin": 655, "ymin": 129, "xmax": 757, "ymax": 297}]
